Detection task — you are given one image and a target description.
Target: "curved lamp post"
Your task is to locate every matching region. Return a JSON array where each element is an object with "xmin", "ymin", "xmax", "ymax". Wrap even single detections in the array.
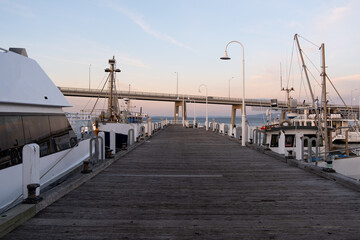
[
  {"xmin": 198, "ymin": 84, "xmax": 208, "ymax": 131},
  {"xmin": 182, "ymin": 94, "xmax": 185, "ymax": 127},
  {"xmin": 175, "ymin": 72, "xmax": 179, "ymax": 99},
  {"xmin": 351, "ymin": 88, "xmax": 359, "ymax": 112},
  {"xmin": 193, "ymin": 99, "xmax": 196, "ymax": 127},
  {"xmin": 228, "ymin": 76, "xmax": 234, "ymax": 99},
  {"xmin": 220, "ymin": 40, "xmax": 247, "ymax": 146}
]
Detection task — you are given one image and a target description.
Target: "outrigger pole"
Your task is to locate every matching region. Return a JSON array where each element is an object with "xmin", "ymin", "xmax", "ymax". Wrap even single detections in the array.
[
  {"xmin": 320, "ymin": 43, "xmax": 329, "ymax": 157},
  {"xmin": 294, "ymin": 34, "xmax": 326, "ymax": 151}
]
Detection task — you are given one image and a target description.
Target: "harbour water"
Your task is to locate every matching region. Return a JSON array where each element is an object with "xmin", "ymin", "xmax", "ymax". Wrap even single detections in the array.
[{"xmin": 150, "ymin": 114, "xmax": 268, "ymax": 127}]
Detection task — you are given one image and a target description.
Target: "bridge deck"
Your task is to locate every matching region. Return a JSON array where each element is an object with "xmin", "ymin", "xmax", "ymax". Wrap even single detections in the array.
[{"xmin": 4, "ymin": 125, "xmax": 360, "ymax": 239}]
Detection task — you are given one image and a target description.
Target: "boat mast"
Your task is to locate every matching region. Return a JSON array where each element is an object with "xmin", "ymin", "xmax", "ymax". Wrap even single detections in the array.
[
  {"xmin": 282, "ymin": 87, "xmax": 294, "ymax": 111},
  {"xmin": 294, "ymin": 34, "xmax": 323, "ymax": 137},
  {"xmin": 105, "ymin": 57, "xmax": 121, "ymax": 120},
  {"xmin": 321, "ymin": 43, "xmax": 329, "ymax": 157},
  {"xmin": 280, "ymin": 62, "xmax": 294, "ymax": 111}
]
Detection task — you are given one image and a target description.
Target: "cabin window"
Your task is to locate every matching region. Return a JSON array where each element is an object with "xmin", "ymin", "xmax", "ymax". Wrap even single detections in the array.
[
  {"xmin": 270, "ymin": 134, "xmax": 279, "ymax": 147},
  {"xmin": 285, "ymin": 135, "xmax": 295, "ymax": 147},
  {"xmin": 0, "ymin": 114, "xmax": 77, "ymax": 170},
  {"xmin": 303, "ymin": 134, "xmax": 320, "ymax": 147},
  {"xmin": 23, "ymin": 116, "xmax": 52, "ymax": 156},
  {"xmin": 306, "ymin": 122, "xmax": 312, "ymax": 127},
  {"xmin": 0, "ymin": 116, "xmax": 25, "ymax": 169},
  {"xmin": 49, "ymin": 115, "xmax": 77, "ymax": 151}
]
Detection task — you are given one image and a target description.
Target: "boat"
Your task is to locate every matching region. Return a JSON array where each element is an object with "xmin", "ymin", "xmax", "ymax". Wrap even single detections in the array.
[
  {"xmin": 0, "ymin": 48, "xmax": 98, "ymax": 213},
  {"xmin": 83, "ymin": 57, "xmax": 160, "ymax": 154},
  {"xmin": 258, "ymin": 34, "xmax": 360, "ymax": 157},
  {"xmin": 259, "ymin": 106, "xmax": 326, "ymax": 158}
]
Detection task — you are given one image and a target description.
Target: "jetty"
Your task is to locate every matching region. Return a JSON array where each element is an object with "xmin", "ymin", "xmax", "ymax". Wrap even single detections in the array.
[{"xmin": 3, "ymin": 125, "xmax": 360, "ymax": 239}]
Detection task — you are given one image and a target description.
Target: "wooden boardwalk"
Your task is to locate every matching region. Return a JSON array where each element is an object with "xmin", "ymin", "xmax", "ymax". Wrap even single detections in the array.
[{"xmin": 4, "ymin": 125, "xmax": 360, "ymax": 239}]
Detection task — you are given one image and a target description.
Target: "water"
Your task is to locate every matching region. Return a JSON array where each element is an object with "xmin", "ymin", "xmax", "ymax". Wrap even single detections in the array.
[{"xmin": 149, "ymin": 114, "xmax": 267, "ymax": 127}]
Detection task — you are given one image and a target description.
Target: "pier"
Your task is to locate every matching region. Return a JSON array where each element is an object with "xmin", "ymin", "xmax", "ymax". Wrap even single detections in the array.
[{"xmin": 3, "ymin": 125, "xmax": 360, "ymax": 239}]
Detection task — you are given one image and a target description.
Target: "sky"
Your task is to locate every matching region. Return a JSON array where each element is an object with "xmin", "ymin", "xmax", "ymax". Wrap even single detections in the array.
[{"xmin": 1, "ymin": 0, "xmax": 360, "ymax": 117}]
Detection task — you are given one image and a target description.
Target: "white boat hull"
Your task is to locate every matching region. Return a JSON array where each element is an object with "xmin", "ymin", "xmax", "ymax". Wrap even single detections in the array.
[{"xmin": 0, "ymin": 138, "xmax": 92, "ymax": 213}]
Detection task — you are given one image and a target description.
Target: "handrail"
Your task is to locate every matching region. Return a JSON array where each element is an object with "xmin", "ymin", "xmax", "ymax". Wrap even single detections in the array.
[
  {"xmin": 58, "ymin": 86, "xmax": 358, "ymax": 110},
  {"xmin": 58, "ymin": 87, "xmax": 287, "ymax": 106}
]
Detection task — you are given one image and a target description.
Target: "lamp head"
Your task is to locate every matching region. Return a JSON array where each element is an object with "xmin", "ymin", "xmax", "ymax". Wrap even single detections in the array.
[{"xmin": 220, "ymin": 51, "xmax": 231, "ymax": 60}]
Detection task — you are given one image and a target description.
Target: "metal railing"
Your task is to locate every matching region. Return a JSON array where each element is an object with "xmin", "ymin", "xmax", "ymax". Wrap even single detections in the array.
[{"xmin": 58, "ymin": 87, "xmax": 287, "ymax": 107}]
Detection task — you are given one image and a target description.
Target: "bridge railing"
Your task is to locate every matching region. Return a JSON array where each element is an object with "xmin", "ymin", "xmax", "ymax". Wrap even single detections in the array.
[
  {"xmin": 58, "ymin": 87, "xmax": 283, "ymax": 106},
  {"xmin": 59, "ymin": 86, "xmax": 358, "ymax": 110}
]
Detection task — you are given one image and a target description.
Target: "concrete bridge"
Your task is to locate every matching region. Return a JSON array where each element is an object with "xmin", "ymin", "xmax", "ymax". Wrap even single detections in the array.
[
  {"xmin": 58, "ymin": 87, "xmax": 358, "ymax": 125},
  {"xmin": 59, "ymin": 87, "xmax": 281, "ymax": 125}
]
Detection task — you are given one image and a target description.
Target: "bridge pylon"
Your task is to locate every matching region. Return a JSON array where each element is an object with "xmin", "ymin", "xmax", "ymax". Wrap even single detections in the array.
[
  {"xmin": 174, "ymin": 101, "xmax": 186, "ymax": 124},
  {"xmin": 231, "ymin": 104, "xmax": 243, "ymax": 127}
]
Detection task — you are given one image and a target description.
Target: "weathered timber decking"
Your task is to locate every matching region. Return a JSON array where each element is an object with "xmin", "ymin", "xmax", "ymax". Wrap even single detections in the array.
[{"xmin": 4, "ymin": 125, "xmax": 360, "ymax": 239}]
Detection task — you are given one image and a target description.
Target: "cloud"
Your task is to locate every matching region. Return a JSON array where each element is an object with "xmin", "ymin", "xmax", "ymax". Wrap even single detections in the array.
[
  {"xmin": 315, "ymin": 1, "xmax": 353, "ymax": 30},
  {"xmin": 36, "ymin": 37, "xmax": 151, "ymax": 69},
  {"xmin": 249, "ymin": 75, "xmax": 265, "ymax": 80},
  {"xmin": 331, "ymin": 74, "xmax": 360, "ymax": 82},
  {"xmin": 39, "ymin": 52, "xmax": 150, "ymax": 69},
  {"xmin": 119, "ymin": 54, "xmax": 150, "ymax": 69},
  {"xmin": 326, "ymin": 6, "xmax": 348, "ymax": 24},
  {"xmin": 105, "ymin": 1, "xmax": 192, "ymax": 50}
]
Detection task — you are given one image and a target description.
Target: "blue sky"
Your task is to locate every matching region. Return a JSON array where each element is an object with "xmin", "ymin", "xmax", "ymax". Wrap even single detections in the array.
[{"xmin": 1, "ymin": 0, "xmax": 360, "ymax": 116}]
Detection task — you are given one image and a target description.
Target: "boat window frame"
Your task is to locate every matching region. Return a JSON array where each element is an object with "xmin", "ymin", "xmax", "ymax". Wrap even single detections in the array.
[
  {"xmin": 0, "ymin": 113, "xmax": 77, "ymax": 170},
  {"xmin": 270, "ymin": 134, "xmax": 279, "ymax": 147},
  {"xmin": 285, "ymin": 134, "xmax": 295, "ymax": 147}
]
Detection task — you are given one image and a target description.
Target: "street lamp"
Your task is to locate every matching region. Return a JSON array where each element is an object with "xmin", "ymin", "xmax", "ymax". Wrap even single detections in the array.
[
  {"xmin": 175, "ymin": 72, "xmax": 179, "ymax": 99},
  {"xmin": 193, "ymin": 99, "xmax": 196, "ymax": 127},
  {"xmin": 228, "ymin": 76, "xmax": 234, "ymax": 99},
  {"xmin": 182, "ymin": 94, "xmax": 185, "ymax": 127},
  {"xmin": 220, "ymin": 40, "xmax": 247, "ymax": 146},
  {"xmin": 89, "ymin": 64, "xmax": 91, "ymax": 90},
  {"xmin": 188, "ymin": 97, "xmax": 196, "ymax": 127},
  {"xmin": 358, "ymin": 96, "xmax": 360, "ymax": 121},
  {"xmin": 198, "ymin": 84, "xmax": 208, "ymax": 131},
  {"xmin": 351, "ymin": 88, "xmax": 359, "ymax": 112}
]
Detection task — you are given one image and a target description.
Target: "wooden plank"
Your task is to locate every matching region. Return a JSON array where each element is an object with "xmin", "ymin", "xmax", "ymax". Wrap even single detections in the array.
[{"xmin": 3, "ymin": 125, "xmax": 360, "ymax": 239}]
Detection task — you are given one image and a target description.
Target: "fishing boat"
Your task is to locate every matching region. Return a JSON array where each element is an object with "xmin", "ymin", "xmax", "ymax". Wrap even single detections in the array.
[
  {"xmin": 260, "ymin": 34, "xmax": 360, "ymax": 158},
  {"xmin": 0, "ymin": 48, "xmax": 98, "ymax": 214},
  {"xmin": 86, "ymin": 57, "xmax": 155, "ymax": 154}
]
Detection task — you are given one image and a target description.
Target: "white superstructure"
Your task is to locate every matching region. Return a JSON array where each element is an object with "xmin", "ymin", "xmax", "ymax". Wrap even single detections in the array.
[
  {"xmin": 0, "ymin": 50, "xmax": 70, "ymax": 107},
  {"xmin": 0, "ymin": 48, "xmax": 100, "ymax": 214}
]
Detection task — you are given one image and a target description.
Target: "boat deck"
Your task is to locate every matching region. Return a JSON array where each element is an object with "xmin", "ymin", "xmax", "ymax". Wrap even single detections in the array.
[{"xmin": 4, "ymin": 125, "xmax": 360, "ymax": 239}]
